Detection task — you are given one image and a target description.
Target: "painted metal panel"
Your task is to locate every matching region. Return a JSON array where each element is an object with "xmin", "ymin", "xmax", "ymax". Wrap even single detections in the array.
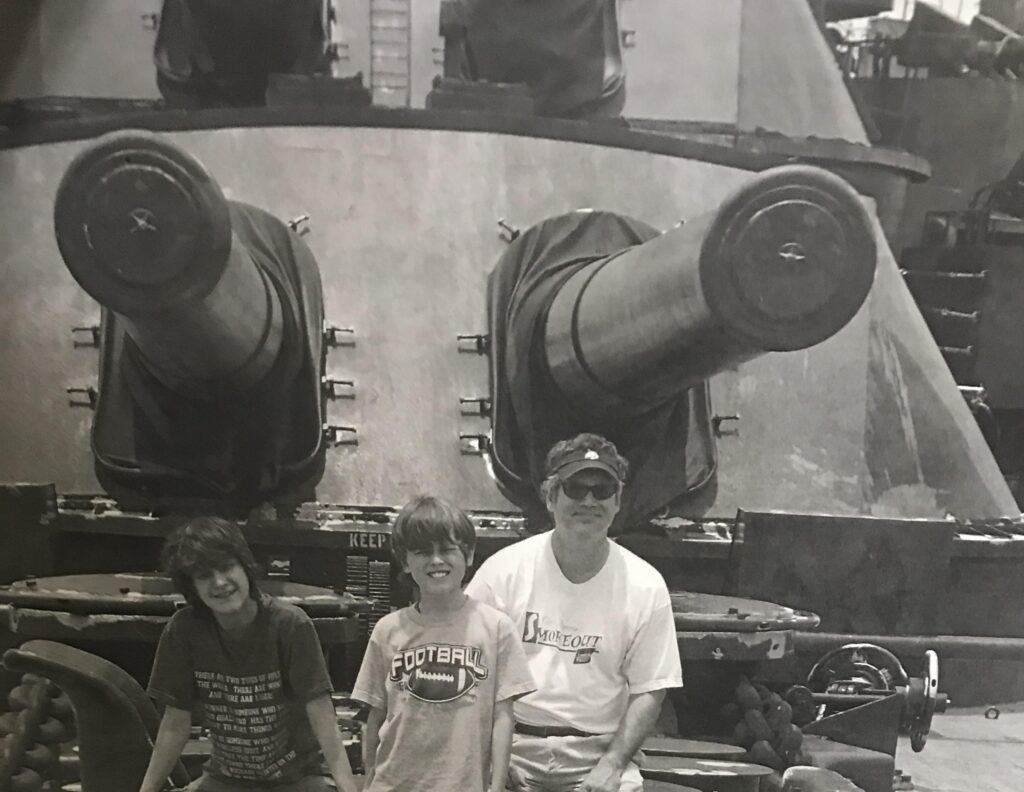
[
  {"xmin": 711, "ymin": 212, "xmax": 1015, "ymax": 520},
  {"xmin": 409, "ymin": 0, "xmax": 444, "ymax": 108},
  {"xmin": 36, "ymin": 0, "xmax": 162, "ymax": 99},
  {"xmin": 330, "ymin": 0, "xmax": 372, "ymax": 81},
  {"xmin": 621, "ymin": 0, "xmax": 741, "ymax": 124},
  {"xmin": 738, "ymin": 0, "xmax": 868, "ymax": 141},
  {"xmin": 0, "ymin": 4, "xmax": 46, "ymax": 101}
]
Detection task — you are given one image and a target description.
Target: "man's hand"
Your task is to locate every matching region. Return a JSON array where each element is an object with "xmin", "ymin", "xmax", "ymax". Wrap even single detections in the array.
[
  {"xmin": 577, "ymin": 756, "xmax": 624, "ymax": 792},
  {"xmin": 505, "ymin": 762, "xmax": 528, "ymax": 792}
]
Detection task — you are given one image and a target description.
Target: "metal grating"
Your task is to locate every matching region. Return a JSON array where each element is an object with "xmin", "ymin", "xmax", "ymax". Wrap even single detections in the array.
[
  {"xmin": 345, "ymin": 554, "xmax": 370, "ymax": 633},
  {"xmin": 368, "ymin": 560, "xmax": 392, "ymax": 629},
  {"xmin": 370, "ymin": 0, "xmax": 411, "ymax": 106}
]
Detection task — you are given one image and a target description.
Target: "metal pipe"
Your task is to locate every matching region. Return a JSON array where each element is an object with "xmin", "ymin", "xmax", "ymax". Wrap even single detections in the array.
[
  {"xmin": 811, "ymin": 692, "xmax": 899, "ymax": 707},
  {"xmin": 543, "ymin": 165, "xmax": 877, "ymax": 418},
  {"xmin": 794, "ymin": 631, "xmax": 1024, "ymax": 661},
  {"xmin": 54, "ymin": 132, "xmax": 283, "ymax": 394}
]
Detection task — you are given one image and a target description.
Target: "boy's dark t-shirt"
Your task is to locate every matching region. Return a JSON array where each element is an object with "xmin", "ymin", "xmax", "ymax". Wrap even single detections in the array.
[{"xmin": 148, "ymin": 594, "xmax": 332, "ymax": 784}]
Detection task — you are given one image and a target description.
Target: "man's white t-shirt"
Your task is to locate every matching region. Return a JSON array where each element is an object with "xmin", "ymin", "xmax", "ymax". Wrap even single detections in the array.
[{"xmin": 465, "ymin": 532, "xmax": 682, "ymax": 735}]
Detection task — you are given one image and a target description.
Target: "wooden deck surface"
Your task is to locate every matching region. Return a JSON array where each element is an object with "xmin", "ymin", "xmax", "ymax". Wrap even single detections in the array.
[{"xmin": 894, "ymin": 703, "xmax": 1024, "ymax": 792}]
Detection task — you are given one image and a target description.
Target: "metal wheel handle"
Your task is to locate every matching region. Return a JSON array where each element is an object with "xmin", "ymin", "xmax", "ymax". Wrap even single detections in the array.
[{"xmin": 910, "ymin": 649, "xmax": 940, "ymax": 752}]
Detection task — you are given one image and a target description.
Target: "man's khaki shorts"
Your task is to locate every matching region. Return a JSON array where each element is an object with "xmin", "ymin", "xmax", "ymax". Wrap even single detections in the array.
[{"xmin": 507, "ymin": 731, "xmax": 643, "ymax": 792}]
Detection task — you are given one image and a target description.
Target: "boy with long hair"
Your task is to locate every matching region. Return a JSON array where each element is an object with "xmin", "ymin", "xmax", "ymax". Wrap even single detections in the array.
[
  {"xmin": 352, "ymin": 496, "xmax": 535, "ymax": 792},
  {"xmin": 139, "ymin": 516, "xmax": 358, "ymax": 792}
]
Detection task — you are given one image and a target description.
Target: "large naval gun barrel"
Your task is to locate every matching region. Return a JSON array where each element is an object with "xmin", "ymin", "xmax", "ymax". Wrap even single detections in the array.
[
  {"xmin": 51, "ymin": 132, "xmax": 324, "ymax": 507},
  {"xmin": 543, "ymin": 165, "xmax": 877, "ymax": 418},
  {"xmin": 54, "ymin": 133, "xmax": 283, "ymax": 393},
  {"xmin": 491, "ymin": 165, "xmax": 877, "ymax": 525}
]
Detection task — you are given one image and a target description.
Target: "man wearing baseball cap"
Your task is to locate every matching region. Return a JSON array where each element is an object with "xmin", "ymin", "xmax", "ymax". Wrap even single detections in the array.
[{"xmin": 465, "ymin": 433, "xmax": 682, "ymax": 792}]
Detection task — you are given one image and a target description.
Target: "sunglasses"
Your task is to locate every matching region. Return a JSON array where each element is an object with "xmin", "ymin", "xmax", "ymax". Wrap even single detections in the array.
[{"xmin": 561, "ymin": 479, "xmax": 619, "ymax": 501}]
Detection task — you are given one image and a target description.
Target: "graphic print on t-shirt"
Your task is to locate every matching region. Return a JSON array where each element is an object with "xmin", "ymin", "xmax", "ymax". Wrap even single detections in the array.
[
  {"xmin": 389, "ymin": 643, "xmax": 489, "ymax": 703},
  {"xmin": 196, "ymin": 669, "xmax": 295, "ymax": 779},
  {"xmin": 522, "ymin": 611, "xmax": 603, "ymax": 664}
]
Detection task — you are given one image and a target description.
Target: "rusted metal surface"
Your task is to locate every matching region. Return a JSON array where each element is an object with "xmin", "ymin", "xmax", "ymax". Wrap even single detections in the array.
[
  {"xmin": 2, "ymin": 640, "xmax": 192, "ymax": 792},
  {"xmin": 672, "ymin": 592, "xmax": 820, "ymax": 633},
  {"xmin": 641, "ymin": 737, "xmax": 747, "ymax": 761},
  {"xmin": 678, "ymin": 630, "xmax": 793, "ymax": 662},
  {"xmin": 640, "ymin": 756, "xmax": 773, "ymax": 792},
  {"xmin": 0, "ymin": 574, "xmax": 368, "ymax": 617},
  {"xmin": 0, "ymin": 604, "xmax": 361, "ymax": 645}
]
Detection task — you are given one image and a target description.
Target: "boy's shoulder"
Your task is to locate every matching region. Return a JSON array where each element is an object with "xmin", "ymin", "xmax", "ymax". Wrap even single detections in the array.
[
  {"xmin": 369, "ymin": 601, "xmax": 513, "ymax": 636},
  {"xmin": 259, "ymin": 593, "xmax": 315, "ymax": 627},
  {"xmin": 165, "ymin": 603, "xmax": 203, "ymax": 632},
  {"xmin": 367, "ymin": 605, "xmax": 412, "ymax": 637}
]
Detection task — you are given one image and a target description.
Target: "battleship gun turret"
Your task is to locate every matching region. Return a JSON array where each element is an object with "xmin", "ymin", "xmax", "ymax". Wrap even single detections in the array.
[
  {"xmin": 489, "ymin": 165, "xmax": 878, "ymax": 527},
  {"xmin": 52, "ymin": 133, "xmax": 326, "ymax": 511}
]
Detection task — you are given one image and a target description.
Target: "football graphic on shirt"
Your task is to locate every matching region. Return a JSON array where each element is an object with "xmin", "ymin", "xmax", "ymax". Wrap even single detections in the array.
[{"xmin": 405, "ymin": 662, "xmax": 476, "ymax": 703}]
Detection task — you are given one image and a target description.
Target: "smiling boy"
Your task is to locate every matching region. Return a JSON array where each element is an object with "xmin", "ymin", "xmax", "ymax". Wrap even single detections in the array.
[
  {"xmin": 139, "ymin": 517, "xmax": 358, "ymax": 792},
  {"xmin": 352, "ymin": 496, "xmax": 535, "ymax": 792}
]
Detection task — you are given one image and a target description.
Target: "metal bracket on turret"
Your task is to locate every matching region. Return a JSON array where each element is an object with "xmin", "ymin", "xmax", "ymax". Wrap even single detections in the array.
[
  {"xmin": 712, "ymin": 414, "xmax": 740, "ymax": 437},
  {"xmin": 67, "ymin": 386, "xmax": 98, "ymax": 409},
  {"xmin": 459, "ymin": 434, "xmax": 491, "ymax": 455},
  {"xmin": 322, "ymin": 378, "xmax": 356, "ymax": 400},
  {"xmin": 457, "ymin": 334, "xmax": 490, "ymax": 354},
  {"xmin": 459, "ymin": 397, "xmax": 492, "ymax": 417},
  {"xmin": 497, "ymin": 218, "xmax": 521, "ymax": 243},
  {"xmin": 324, "ymin": 325, "xmax": 356, "ymax": 348},
  {"xmin": 288, "ymin": 214, "xmax": 311, "ymax": 235},
  {"xmin": 71, "ymin": 325, "xmax": 101, "ymax": 348},
  {"xmin": 323, "ymin": 425, "xmax": 359, "ymax": 446}
]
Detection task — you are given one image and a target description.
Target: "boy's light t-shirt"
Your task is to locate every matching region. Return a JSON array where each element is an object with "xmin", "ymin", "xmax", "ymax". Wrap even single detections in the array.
[{"xmin": 352, "ymin": 597, "xmax": 534, "ymax": 792}]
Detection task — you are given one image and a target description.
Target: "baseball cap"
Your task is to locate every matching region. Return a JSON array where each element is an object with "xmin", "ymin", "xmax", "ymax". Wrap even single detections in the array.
[{"xmin": 548, "ymin": 446, "xmax": 623, "ymax": 482}]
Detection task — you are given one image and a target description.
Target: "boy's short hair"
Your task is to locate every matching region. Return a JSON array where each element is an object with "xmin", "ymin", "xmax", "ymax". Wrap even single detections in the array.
[
  {"xmin": 161, "ymin": 516, "xmax": 261, "ymax": 612},
  {"xmin": 391, "ymin": 496, "xmax": 476, "ymax": 567}
]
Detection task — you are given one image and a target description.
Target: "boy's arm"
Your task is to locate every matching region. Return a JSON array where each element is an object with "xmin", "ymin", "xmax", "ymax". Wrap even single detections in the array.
[
  {"xmin": 488, "ymin": 698, "xmax": 515, "ymax": 792},
  {"xmin": 138, "ymin": 705, "xmax": 192, "ymax": 792},
  {"xmin": 362, "ymin": 705, "xmax": 386, "ymax": 785},
  {"xmin": 305, "ymin": 693, "xmax": 359, "ymax": 792}
]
